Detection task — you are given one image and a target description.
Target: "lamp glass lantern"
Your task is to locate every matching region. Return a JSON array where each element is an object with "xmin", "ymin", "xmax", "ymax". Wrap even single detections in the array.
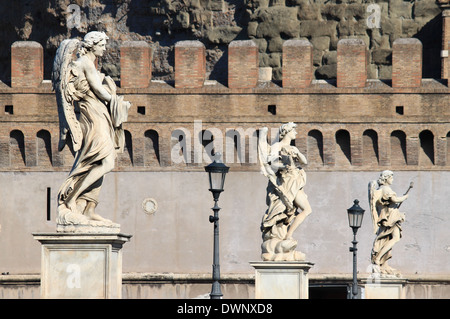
[
  {"xmin": 347, "ymin": 199, "xmax": 365, "ymax": 232},
  {"xmin": 205, "ymin": 158, "xmax": 229, "ymax": 199}
]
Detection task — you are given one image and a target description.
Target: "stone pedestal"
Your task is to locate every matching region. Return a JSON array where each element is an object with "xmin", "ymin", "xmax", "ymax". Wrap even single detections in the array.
[
  {"xmin": 33, "ymin": 233, "xmax": 131, "ymax": 299},
  {"xmin": 250, "ymin": 261, "xmax": 314, "ymax": 299},
  {"xmin": 364, "ymin": 277, "xmax": 406, "ymax": 299}
]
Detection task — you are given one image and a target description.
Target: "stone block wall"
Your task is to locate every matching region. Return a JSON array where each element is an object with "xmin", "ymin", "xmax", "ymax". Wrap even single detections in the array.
[{"xmin": 1, "ymin": 0, "xmax": 445, "ymax": 83}]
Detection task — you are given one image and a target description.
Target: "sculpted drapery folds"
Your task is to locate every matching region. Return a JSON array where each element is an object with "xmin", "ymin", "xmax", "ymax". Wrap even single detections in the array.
[
  {"xmin": 369, "ymin": 170, "xmax": 411, "ymax": 277},
  {"xmin": 52, "ymin": 31, "xmax": 131, "ymax": 232},
  {"xmin": 258, "ymin": 123, "xmax": 312, "ymax": 261}
]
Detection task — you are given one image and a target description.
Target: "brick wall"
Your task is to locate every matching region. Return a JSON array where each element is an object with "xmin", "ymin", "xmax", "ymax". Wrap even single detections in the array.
[
  {"xmin": 392, "ymin": 38, "xmax": 422, "ymax": 88},
  {"xmin": 337, "ymin": 39, "xmax": 367, "ymax": 88},
  {"xmin": 442, "ymin": 9, "xmax": 450, "ymax": 79},
  {"xmin": 11, "ymin": 41, "xmax": 43, "ymax": 88},
  {"xmin": 0, "ymin": 101, "xmax": 448, "ymax": 172},
  {"xmin": 282, "ymin": 39, "xmax": 313, "ymax": 89},
  {"xmin": 120, "ymin": 41, "xmax": 152, "ymax": 89},
  {"xmin": 1, "ymin": 37, "xmax": 449, "ymax": 173},
  {"xmin": 228, "ymin": 40, "xmax": 258, "ymax": 88},
  {"xmin": 175, "ymin": 41, "xmax": 206, "ymax": 88},
  {"xmin": 448, "ymin": 40, "xmax": 450, "ymax": 86}
]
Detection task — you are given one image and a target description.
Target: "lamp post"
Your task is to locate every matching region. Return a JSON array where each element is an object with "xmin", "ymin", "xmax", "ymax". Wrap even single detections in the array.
[
  {"xmin": 205, "ymin": 157, "xmax": 229, "ymax": 299},
  {"xmin": 347, "ymin": 199, "xmax": 365, "ymax": 299}
]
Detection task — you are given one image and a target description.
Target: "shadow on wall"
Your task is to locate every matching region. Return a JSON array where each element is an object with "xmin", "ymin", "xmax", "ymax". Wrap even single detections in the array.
[{"xmin": 413, "ymin": 14, "xmax": 442, "ymax": 78}]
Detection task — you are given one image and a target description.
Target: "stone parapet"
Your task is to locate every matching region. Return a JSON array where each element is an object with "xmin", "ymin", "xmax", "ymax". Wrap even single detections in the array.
[
  {"xmin": 442, "ymin": 9, "xmax": 450, "ymax": 79},
  {"xmin": 337, "ymin": 39, "xmax": 367, "ymax": 88},
  {"xmin": 120, "ymin": 41, "xmax": 152, "ymax": 89},
  {"xmin": 392, "ymin": 38, "xmax": 423, "ymax": 88},
  {"xmin": 228, "ymin": 40, "xmax": 259, "ymax": 88},
  {"xmin": 11, "ymin": 41, "xmax": 43, "ymax": 88},
  {"xmin": 5, "ymin": 37, "xmax": 445, "ymax": 90},
  {"xmin": 175, "ymin": 40, "xmax": 206, "ymax": 88},
  {"xmin": 282, "ymin": 39, "xmax": 313, "ymax": 88}
]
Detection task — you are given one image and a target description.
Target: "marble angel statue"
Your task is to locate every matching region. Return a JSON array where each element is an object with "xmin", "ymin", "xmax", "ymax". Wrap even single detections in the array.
[
  {"xmin": 258, "ymin": 122, "xmax": 312, "ymax": 261},
  {"xmin": 368, "ymin": 170, "xmax": 412, "ymax": 276},
  {"xmin": 52, "ymin": 31, "xmax": 131, "ymax": 232}
]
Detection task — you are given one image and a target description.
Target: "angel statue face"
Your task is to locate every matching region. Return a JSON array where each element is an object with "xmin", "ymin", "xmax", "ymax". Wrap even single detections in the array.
[
  {"xmin": 81, "ymin": 31, "xmax": 109, "ymax": 58},
  {"xmin": 386, "ymin": 175, "xmax": 393, "ymax": 185},
  {"xmin": 378, "ymin": 170, "xmax": 394, "ymax": 186},
  {"xmin": 92, "ymin": 39, "xmax": 107, "ymax": 57},
  {"xmin": 279, "ymin": 122, "xmax": 297, "ymax": 141},
  {"xmin": 286, "ymin": 127, "xmax": 297, "ymax": 140}
]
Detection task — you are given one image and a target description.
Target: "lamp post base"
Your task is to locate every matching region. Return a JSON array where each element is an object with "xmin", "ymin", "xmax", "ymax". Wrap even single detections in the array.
[{"xmin": 210, "ymin": 281, "xmax": 223, "ymax": 299}]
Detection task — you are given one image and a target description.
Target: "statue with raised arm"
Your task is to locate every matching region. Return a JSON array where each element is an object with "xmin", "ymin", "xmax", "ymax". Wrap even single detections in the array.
[
  {"xmin": 368, "ymin": 170, "xmax": 412, "ymax": 277},
  {"xmin": 52, "ymin": 31, "xmax": 131, "ymax": 232},
  {"xmin": 258, "ymin": 123, "xmax": 312, "ymax": 261}
]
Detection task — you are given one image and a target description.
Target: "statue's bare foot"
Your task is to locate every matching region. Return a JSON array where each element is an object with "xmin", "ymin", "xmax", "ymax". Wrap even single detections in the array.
[
  {"xmin": 83, "ymin": 204, "xmax": 113, "ymax": 224},
  {"xmin": 84, "ymin": 208, "xmax": 108, "ymax": 222},
  {"xmin": 65, "ymin": 199, "xmax": 79, "ymax": 214},
  {"xmin": 372, "ymin": 264, "xmax": 381, "ymax": 274}
]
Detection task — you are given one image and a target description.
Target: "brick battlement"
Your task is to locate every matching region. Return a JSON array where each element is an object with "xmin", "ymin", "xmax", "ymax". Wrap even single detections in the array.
[
  {"xmin": 0, "ymin": 38, "xmax": 449, "ymax": 172},
  {"xmin": 5, "ymin": 37, "xmax": 450, "ymax": 91},
  {"xmin": 11, "ymin": 41, "xmax": 43, "ymax": 88}
]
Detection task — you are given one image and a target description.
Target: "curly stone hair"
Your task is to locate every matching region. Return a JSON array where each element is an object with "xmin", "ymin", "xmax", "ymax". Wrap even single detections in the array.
[
  {"xmin": 79, "ymin": 31, "xmax": 109, "ymax": 55},
  {"xmin": 377, "ymin": 170, "xmax": 394, "ymax": 185},
  {"xmin": 279, "ymin": 122, "xmax": 297, "ymax": 140}
]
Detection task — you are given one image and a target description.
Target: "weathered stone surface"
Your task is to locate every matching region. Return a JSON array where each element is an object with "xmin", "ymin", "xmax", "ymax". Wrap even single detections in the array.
[
  {"xmin": 299, "ymin": 20, "xmax": 338, "ymax": 38},
  {"xmin": 0, "ymin": 0, "xmax": 443, "ymax": 82},
  {"xmin": 267, "ymin": 37, "xmax": 284, "ymax": 52},
  {"xmin": 414, "ymin": 0, "xmax": 442, "ymax": 18},
  {"xmin": 252, "ymin": 38, "xmax": 268, "ymax": 53},
  {"xmin": 310, "ymin": 36, "xmax": 331, "ymax": 52},
  {"xmin": 389, "ymin": 0, "xmax": 414, "ymax": 19},
  {"xmin": 205, "ymin": 26, "xmax": 243, "ymax": 44},
  {"xmin": 323, "ymin": 50, "xmax": 337, "ymax": 65},
  {"xmin": 372, "ymin": 49, "xmax": 392, "ymax": 65},
  {"xmin": 315, "ymin": 64, "xmax": 337, "ymax": 79},
  {"xmin": 253, "ymin": 7, "xmax": 300, "ymax": 39}
]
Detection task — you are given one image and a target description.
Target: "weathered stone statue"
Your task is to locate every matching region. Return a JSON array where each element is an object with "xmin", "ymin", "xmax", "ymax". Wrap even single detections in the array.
[
  {"xmin": 368, "ymin": 170, "xmax": 412, "ymax": 277},
  {"xmin": 52, "ymin": 31, "xmax": 131, "ymax": 232},
  {"xmin": 258, "ymin": 123, "xmax": 312, "ymax": 261}
]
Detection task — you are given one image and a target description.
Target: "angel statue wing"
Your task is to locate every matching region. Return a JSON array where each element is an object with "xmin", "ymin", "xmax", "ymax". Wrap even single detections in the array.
[
  {"xmin": 51, "ymin": 38, "xmax": 83, "ymax": 152},
  {"xmin": 258, "ymin": 127, "xmax": 275, "ymax": 180},
  {"xmin": 258, "ymin": 127, "xmax": 294, "ymax": 211},
  {"xmin": 368, "ymin": 180, "xmax": 380, "ymax": 234}
]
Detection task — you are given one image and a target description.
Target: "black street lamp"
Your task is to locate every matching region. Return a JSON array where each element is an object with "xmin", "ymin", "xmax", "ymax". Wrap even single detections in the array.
[
  {"xmin": 205, "ymin": 157, "xmax": 229, "ymax": 299},
  {"xmin": 347, "ymin": 199, "xmax": 365, "ymax": 299}
]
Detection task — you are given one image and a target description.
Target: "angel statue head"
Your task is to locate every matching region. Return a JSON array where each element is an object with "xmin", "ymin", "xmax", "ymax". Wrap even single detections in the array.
[
  {"xmin": 79, "ymin": 31, "xmax": 109, "ymax": 57},
  {"xmin": 377, "ymin": 170, "xmax": 394, "ymax": 186},
  {"xmin": 279, "ymin": 122, "xmax": 297, "ymax": 140}
]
